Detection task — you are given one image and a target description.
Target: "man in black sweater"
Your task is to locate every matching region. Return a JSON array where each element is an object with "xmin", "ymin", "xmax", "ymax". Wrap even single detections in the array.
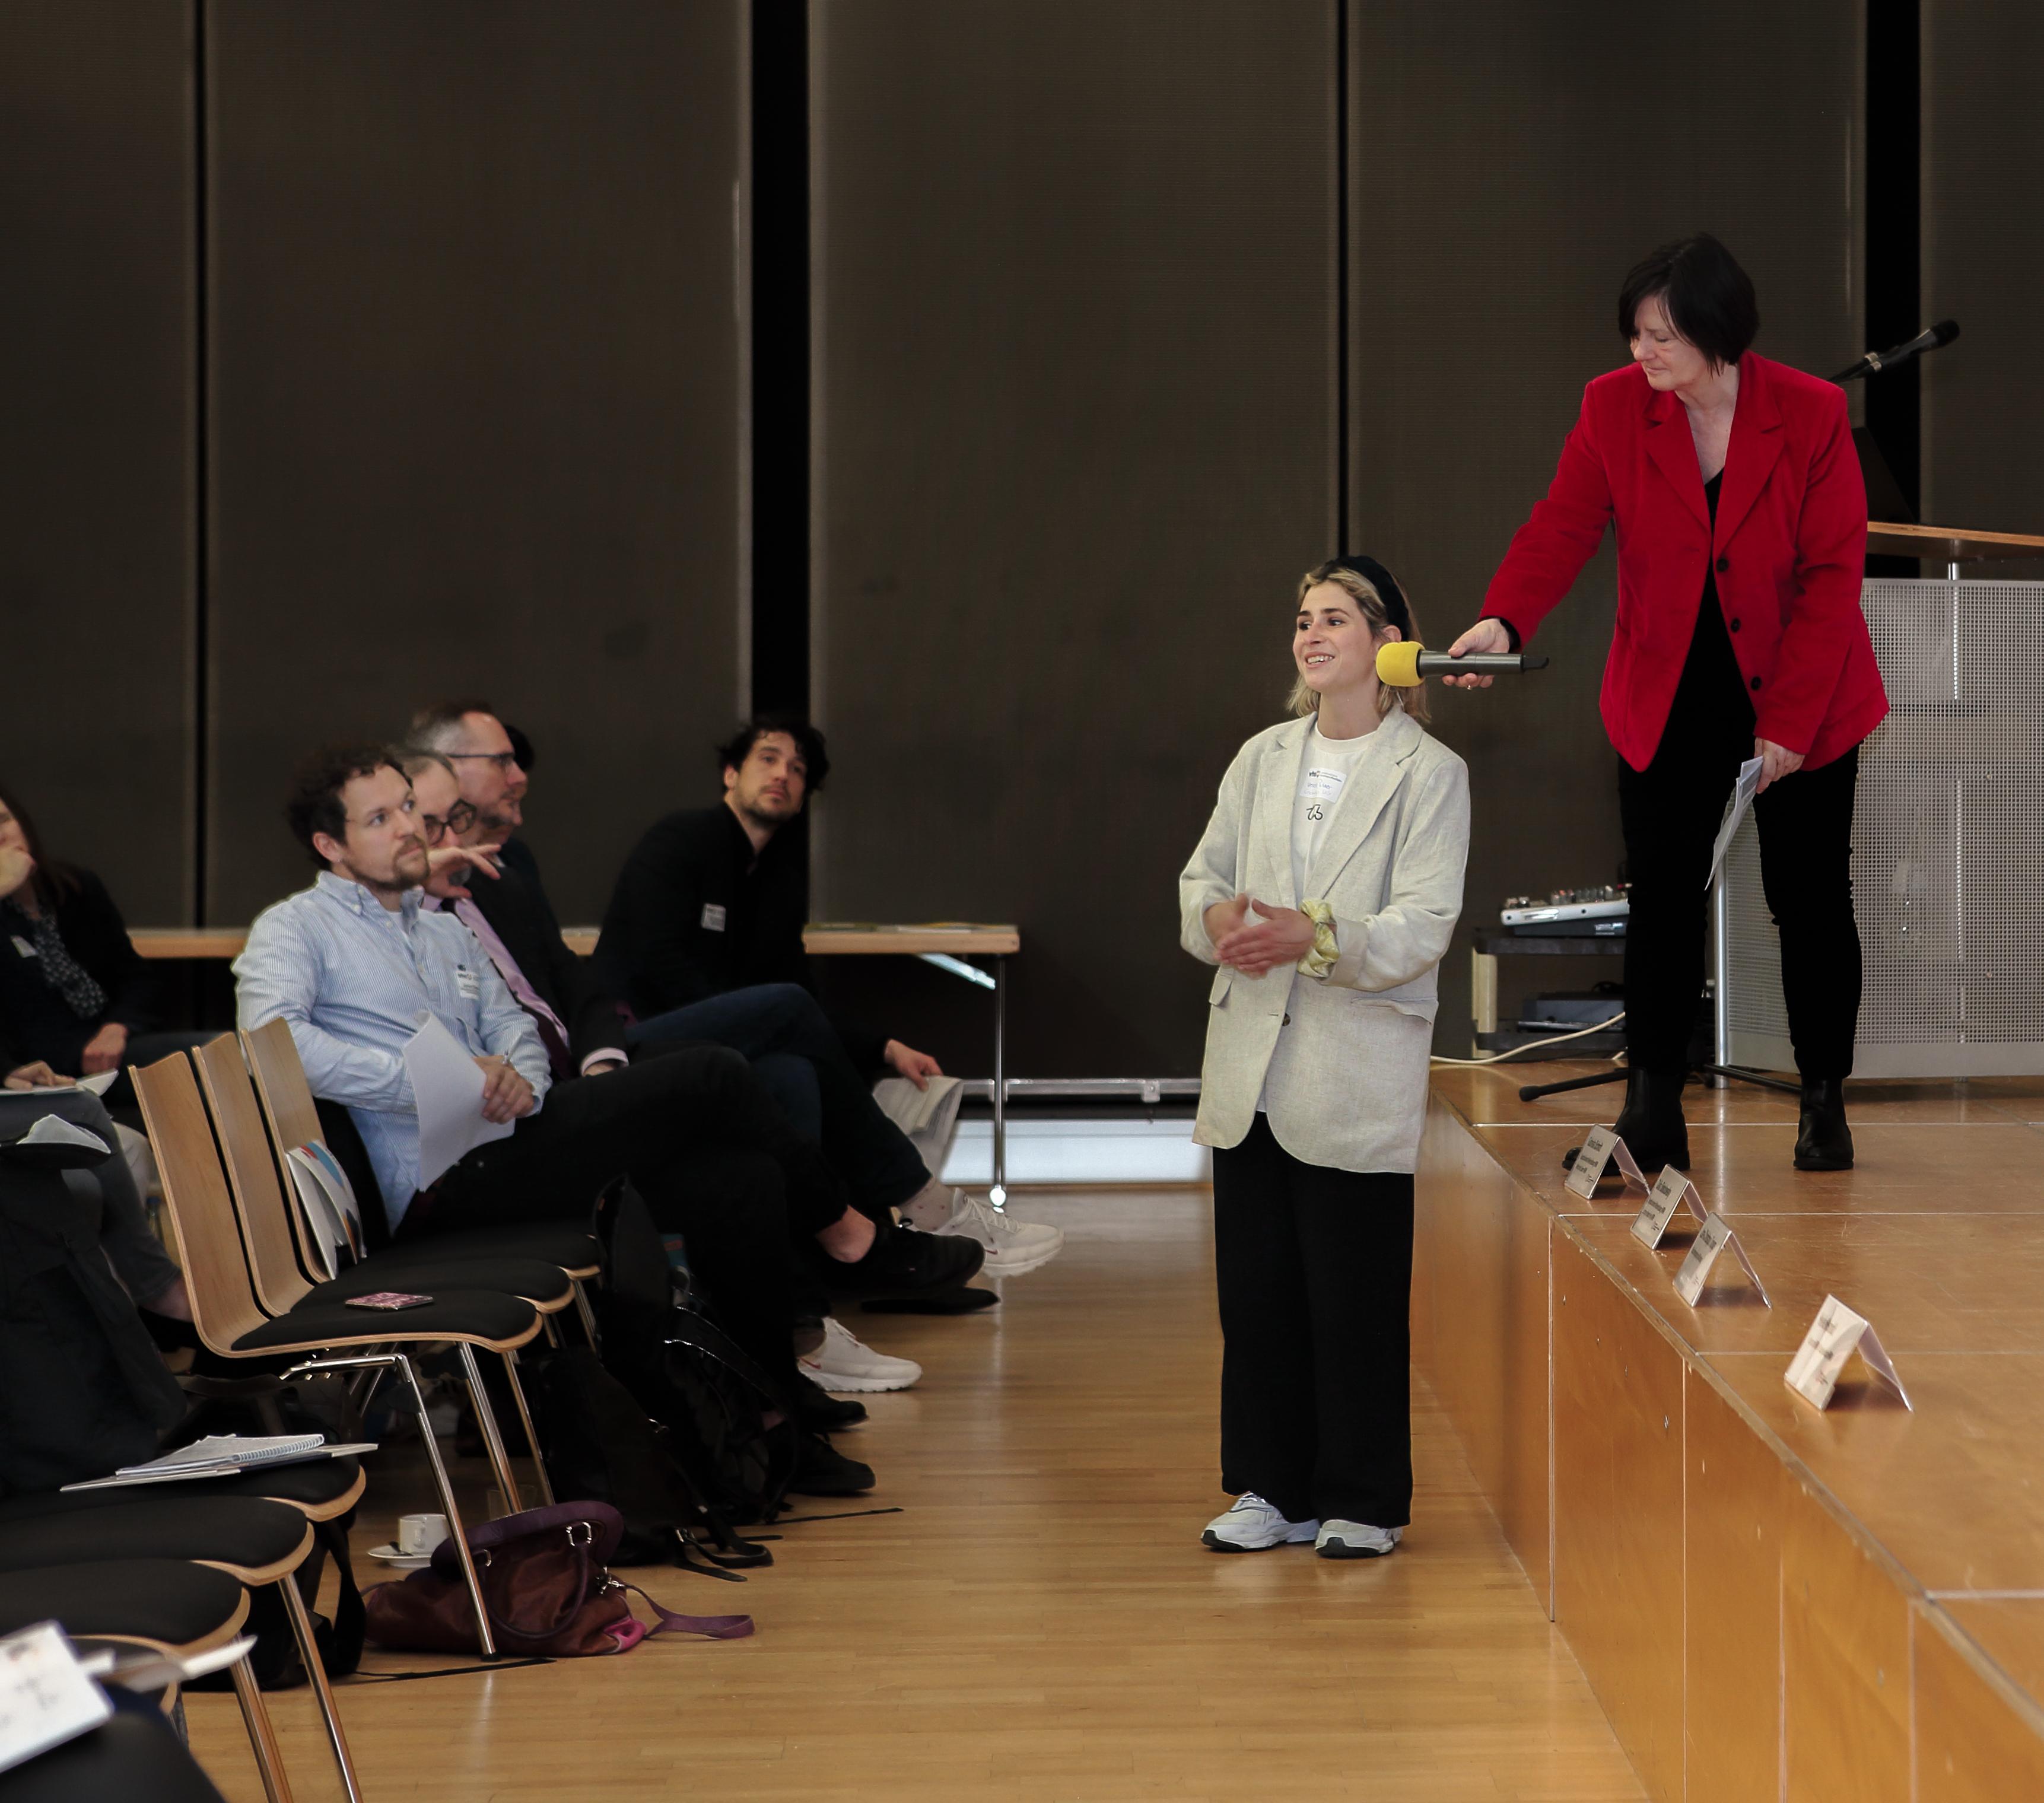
[{"xmin": 593, "ymin": 716, "xmax": 1063, "ymax": 1280}]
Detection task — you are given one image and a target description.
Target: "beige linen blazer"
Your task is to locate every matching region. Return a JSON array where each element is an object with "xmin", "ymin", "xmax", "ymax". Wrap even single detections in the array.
[{"xmin": 1179, "ymin": 708, "xmax": 1470, "ymax": 1174}]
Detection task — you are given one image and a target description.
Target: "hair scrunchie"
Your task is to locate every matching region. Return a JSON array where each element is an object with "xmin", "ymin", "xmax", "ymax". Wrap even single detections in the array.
[{"xmin": 1296, "ymin": 899, "xmax": 1339, "ymax": 979}]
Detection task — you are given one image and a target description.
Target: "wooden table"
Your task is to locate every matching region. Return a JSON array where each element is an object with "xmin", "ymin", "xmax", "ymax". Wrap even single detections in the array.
[
  {"xmin": 1866, "ymin": 520, "xmax": 2044, "ymax": 574},
  {"xmin": 131, "ymin": 921, "xmax": 1025, "ymax": 1196}
]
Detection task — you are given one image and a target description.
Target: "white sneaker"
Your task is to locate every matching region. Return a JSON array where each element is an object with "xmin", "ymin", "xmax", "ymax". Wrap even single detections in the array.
[
  {"xmin": 911, "ymin": 1188, "xmax": 1065, "ymax": 1276},
  {"xmin": 797, "ymin": 1317, "xmax": 923, "ymax": 1394},
  {"xmin": 1315, "ymin": 1520, "xmax": 1402, "ymax": 1559},
  {"xmin": 1200, "ymin": 1493, "xmax": 1320, "ymax": 1552}
]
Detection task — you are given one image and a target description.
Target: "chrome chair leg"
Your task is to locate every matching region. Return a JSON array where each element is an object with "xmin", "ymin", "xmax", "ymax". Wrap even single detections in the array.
[
  {"xmin": 276, "ymin": 1575, "xmax": 362, "ymax": 1803},
  {"xmin": 500, "ymin": 1348, "xmax": 555, "ymax": 1507},
  {"xmin": 283, "ymin": 1351, "xmax": 496, "ymax": 1658},
  {"xmin": 229, "ymin": 1649, "xmax": 297, "ymax": 1803},
  {"xmin": 457, "ymin": 1342, "xmax": 523, "ymax": 1516}
]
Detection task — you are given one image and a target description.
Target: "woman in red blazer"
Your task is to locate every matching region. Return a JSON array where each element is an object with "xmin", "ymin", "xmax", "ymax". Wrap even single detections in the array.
[{"xmin": 1448, "ymin": 236, "xmax": 1885, "ymax": 1172}]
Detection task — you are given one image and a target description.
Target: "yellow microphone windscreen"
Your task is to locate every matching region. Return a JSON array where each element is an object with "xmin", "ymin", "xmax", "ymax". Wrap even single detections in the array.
[{"xmin": 1375, "ymin": 640, "xmax": 1423, "ymax": 688}]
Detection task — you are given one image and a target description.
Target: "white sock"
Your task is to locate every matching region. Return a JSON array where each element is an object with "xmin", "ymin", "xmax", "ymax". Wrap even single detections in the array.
[{"xmin": 898, "ymin": 1179, "xmax": 955, "ymax": 1229}]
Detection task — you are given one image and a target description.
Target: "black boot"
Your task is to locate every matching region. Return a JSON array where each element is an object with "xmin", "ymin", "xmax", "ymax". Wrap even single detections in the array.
[
  {"xmin": 1611, "ymin": 1066, "xmax": 1691, "ymax": 1170},
  {"xmin": 1794, "ymin": 1078, "xmax": 1854, "ymax": 1171}
]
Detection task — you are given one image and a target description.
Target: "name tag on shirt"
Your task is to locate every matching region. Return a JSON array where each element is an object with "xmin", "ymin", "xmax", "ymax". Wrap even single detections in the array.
[
  {"xmin": 453, "ymin": 965, "xmax": 481, "ymax": 1000},
  {"xmin": 8, "ymin": 937, "xmax": 33, "ymax": 959},
  {"xmin": 701, "ymin": 904, "xmax": 727, "ymax": 933},
  {"xmin": 1301, "ymin": 766, "xmax": 1347, "ymax": 803}
]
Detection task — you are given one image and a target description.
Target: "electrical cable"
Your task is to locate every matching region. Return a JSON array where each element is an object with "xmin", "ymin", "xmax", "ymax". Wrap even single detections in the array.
[{"xmin": 1429, "ymin": 1011, "xmax": 1626, "ymax": 1068}]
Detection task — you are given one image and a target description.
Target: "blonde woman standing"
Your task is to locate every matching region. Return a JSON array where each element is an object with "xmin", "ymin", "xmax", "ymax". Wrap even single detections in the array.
[{"xmin": 1180, "ymin": 555, "xmax": 1469, "ymax": 1559}]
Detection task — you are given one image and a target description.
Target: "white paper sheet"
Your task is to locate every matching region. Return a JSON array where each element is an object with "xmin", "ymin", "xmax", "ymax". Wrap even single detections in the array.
[
  {"xmin": 403, "ymin": 1013, "xmax": 514, "ymax": 1191},
  {"xmin": 1705, "ymin": 756, "xmax": 1765, "ymax": 890}
]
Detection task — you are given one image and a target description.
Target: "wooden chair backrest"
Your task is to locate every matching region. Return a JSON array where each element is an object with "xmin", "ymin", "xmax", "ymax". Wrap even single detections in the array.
[
  {"xmin": 131, "ymin": 1053, "xmax": 269, "ymax": 1355},
  {"xmin": 192, "ymin": 1034, "xmax": 314, "ymax": 1318},
  {"xmin": 239, "ymin": 1017, "xmax": 337, "ymax": 1276},
  {"xmin": 240, "ymin": 1017, "xmax": 325, "ymax": 1153}
]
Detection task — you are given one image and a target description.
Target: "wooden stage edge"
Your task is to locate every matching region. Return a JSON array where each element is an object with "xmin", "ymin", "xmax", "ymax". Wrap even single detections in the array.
[{"xmin": 1416, "ymin": 1061, "xmax": 2044, "ymax": 1803}]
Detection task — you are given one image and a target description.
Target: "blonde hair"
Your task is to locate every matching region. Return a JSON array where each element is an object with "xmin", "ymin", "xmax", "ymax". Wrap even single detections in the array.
[{"xmin": 1287, "ymin": 563, "xmax": 1431, "ymax": 725}]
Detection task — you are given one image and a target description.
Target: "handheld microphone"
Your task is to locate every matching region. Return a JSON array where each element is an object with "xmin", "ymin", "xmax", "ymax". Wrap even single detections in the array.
[
  {"xmin": 1829, "ymin": 319, "xmax": 1959, "ymax": 384},
  {"xmin": 1376, "ymin": 641, "xmax": 1550, "ymax": 688}
]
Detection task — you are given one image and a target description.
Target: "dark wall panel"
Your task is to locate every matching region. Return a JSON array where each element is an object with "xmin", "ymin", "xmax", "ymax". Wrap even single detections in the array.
[
  {"xmin": 0, "ymin": 3, "xmax": 193, "ymax": 921},
  {"xmin": 812, "ymin": 0, "xmax": 1338, "ymax": 1078},
  {"xmin": 206, "ymin": 1, "xmax": 744, "ymax": 923},
  {"xmin": 1349, "ymin": 0, "xmax": 1863, "ymax": 1051},
  {"xmin": 1922, "ymin": 1, "xmax": 2044, "ymax": 573}
]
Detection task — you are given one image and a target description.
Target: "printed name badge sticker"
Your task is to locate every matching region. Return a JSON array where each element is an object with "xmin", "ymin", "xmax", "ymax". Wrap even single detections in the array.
[
  {"xmin": 1565, "ymin": 1124, "xmax": 1651, "ymax": 1201},
  {"xmin": 1631, "ymin": 1165, "xmax": 1709, "ymax": 1248},
  {"xmin": 1672, "ymin": 1211, "xmax": 1772, "ymax": 1309},
  {"xmin": 0, "ymin": 1622, "xmax": 111, "ymax": 1776},
  {"xmin": 1784, "ymin": 1294, "xmax": 1912, "ymax": 1411}
]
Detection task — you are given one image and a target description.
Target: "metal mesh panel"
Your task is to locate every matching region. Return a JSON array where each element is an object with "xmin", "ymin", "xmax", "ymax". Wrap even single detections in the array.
[{"xmin": 1724, "ymin": 578, "xmax": 2044, "ymax": 1076}]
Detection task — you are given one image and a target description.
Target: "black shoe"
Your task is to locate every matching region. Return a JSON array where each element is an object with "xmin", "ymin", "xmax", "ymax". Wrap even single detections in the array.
[
  {"xmin": 822, "ymin": 1222, "xmax": 984, "ymax": 1298},
  {"xmin": 1794, "ymin": 1078, "xmax": 1854, "ymax": 1171},
  {"xmin": 783, "ymin": 1426, "xmax": 876, "ymax": 1497},
  {"xmin": 1565, "ymin": 1066, "xmax": 1690, "ymax": 1172},
  {"xmin": 794, "ymin": 1385, "xmax": 868, "ymax": 1431},
  {"xmin": 863, "ymin": 1285, "xmax": 1001, "ymax": 1317}
]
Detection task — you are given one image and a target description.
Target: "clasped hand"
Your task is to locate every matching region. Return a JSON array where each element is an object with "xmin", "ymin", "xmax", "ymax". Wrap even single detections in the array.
[
  {"xmin": 472, "ymin": 1054, "xmax": 536, "ymax": 1124},
  {"xmin": 1207, "ymin": 894, "xmax": 1315, "ymax": 979}
]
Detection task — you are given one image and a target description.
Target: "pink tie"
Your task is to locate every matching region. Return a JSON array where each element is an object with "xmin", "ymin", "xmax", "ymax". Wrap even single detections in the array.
[{"xmin": 451, "ymin": 898, "xmax": 573, "ymax": 1077}]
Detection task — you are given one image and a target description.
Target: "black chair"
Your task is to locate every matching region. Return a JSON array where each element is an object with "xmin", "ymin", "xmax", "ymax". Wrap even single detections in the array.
[
  {"xmin": 0, "ymin": 1560, "xmax": 287, "ymax": 1802},
  {"xmin": 0, "ymin": 1495, "xmax": 358, "ymax": 1803},
  {"xmin": 0, "ymin": 1704, "xmax": 229, "ymax": 1803}
]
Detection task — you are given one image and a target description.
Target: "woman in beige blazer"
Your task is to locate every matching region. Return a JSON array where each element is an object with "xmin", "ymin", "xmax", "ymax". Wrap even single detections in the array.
[{"xmin": 1180, "ymin": 555, "xmax": 1469, "ymax": 1560}]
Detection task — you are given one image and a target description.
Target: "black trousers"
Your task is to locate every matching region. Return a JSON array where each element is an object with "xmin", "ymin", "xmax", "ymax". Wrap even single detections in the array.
[
  {"xmin": 1211, "ymin": 1114, "xmax": 1414, "ymax": 1528},
  {"xmin": 1619, "ymin": 734, "xmax": 1863, "ymax": 1080},
  {"xmin": 396, "ymin": 1045, "xmax": 847, "ymax": 1392}
]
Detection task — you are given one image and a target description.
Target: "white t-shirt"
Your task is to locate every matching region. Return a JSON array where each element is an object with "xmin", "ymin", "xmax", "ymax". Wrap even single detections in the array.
[
  {"xmin": 1256, "ymin": 718, "xmax": 1381, "ymax": 1114},
  {"xmin": 1290, "ymin": 718, "xmax": 1378, "ymax": 904}
]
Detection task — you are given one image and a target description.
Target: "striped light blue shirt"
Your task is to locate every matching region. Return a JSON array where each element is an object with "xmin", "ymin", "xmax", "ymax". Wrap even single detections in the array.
[{"xmin": 233, "ymin": 872, "xmax": 551, "ymax": 1228}]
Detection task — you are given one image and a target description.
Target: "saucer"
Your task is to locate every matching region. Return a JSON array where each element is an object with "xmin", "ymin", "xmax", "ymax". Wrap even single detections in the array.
[{"xmin": 367, "ymin": 1544, "xmax": 433, "ymax": 1570}]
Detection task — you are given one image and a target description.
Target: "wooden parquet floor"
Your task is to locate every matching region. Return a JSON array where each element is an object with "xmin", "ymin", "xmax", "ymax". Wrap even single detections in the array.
[{"xmin": 186, "ymin": 1190, "xmax": 1642, "ymax": 1802}]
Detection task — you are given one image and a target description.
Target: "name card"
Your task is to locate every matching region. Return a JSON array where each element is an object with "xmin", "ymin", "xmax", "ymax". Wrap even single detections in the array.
[
  {"xmin": 1565, "ymin": 1125, "xmax": 1650, "ymax": 1200},
  {"xmin": 1673, "ymin": 1211, "xmax": 1772, "ymax": 1308},
  {"xmin": 1784, "ymin": 1295, "xmax": 1912, "ymax": 1411},
  {"xmin": 0, "ymin": 1623, "xmax": 109, "ymax": 1776},
  {"xmin": 1631, "ymin": 1166, "xmax": 1709, "ymax": 1248}
]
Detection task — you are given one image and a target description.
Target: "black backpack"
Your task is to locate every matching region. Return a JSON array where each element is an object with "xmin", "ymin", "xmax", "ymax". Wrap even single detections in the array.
[
  {"xmin": 532, "ymin": 1345, "xmax": 771, "ymax": 1573},
  {"xmin": 593, "ymin": 1185, "xmax": 796, "ymax": 1528}
]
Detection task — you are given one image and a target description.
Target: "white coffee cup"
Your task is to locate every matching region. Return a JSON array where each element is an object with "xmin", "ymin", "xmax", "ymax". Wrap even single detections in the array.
[{"xmin": 397, "ymin": 1512, "xmax": 449, "ymax": 1556}]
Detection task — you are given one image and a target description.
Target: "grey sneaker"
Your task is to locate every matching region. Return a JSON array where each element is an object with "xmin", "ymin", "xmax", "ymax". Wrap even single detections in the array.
[
  {"xmin": 1315, "ymin": 1519, "xmax": 1403, "ymax": 1559},
  {"xmin": 1200, "ymin": 1493, "xmax": 1320, "ymax": 1552}
]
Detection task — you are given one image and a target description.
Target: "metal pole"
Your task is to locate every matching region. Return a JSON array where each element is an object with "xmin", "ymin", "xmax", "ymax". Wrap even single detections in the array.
[
  {"xmin": 1711, "ymin": 874, "xmax": 1732, "ymax": 1083},
  {"xmin": 990, "ymin": 954, "xmax": 1007, "ymax": 1208}
]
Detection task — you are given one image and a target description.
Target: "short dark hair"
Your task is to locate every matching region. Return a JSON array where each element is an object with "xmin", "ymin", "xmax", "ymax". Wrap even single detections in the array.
[
  {"xmin": 1617, "ymin": 234, "xmax": 1759, "ymax": 368},
  {"xmin": 286, "ymin": 744, "xmax": 405, "ymax": 868},
  {"xmin": 716, "ymin": 715, "xmax": 830, "ymax": 796},
  {"xmin": 408, "ymin": 698, "xmax": 500, "ymax": 753},
  {"xmin": 0, "ymin": 778, "xmax": 81, "ymax": 908}
]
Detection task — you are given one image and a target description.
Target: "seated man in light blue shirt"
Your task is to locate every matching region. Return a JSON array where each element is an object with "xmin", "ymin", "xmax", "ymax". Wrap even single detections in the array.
[{"xmin": 234, "ymin": 746, "xmax": 980, "ymax": 1486}]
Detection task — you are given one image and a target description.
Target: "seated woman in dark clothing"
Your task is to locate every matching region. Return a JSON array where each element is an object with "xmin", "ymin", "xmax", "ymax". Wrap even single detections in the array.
[{"xmin": 0, "ymin": 782, "xmax": 193, "ymax": 1090}]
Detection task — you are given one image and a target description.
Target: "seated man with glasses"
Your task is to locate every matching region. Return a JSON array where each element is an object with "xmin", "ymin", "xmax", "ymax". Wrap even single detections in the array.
[{"xmin": 235, "ymin": 745, "xmax": 983, "ymax": 1488}]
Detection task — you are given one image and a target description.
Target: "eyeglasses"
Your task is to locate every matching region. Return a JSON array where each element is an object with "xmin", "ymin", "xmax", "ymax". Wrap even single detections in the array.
[
  {"xmin": 445, "ymin": 751, "xmax": 521, "ymax": 773},
  {"xmin": 419, "ymin": 799, "xmax": 478, "ymax": 847}
]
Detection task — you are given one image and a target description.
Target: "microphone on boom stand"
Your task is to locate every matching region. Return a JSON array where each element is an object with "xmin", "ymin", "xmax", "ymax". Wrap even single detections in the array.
[{"xmin": 1829, "ymin": 319, "xmax": 1959, "ymax": 384}]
